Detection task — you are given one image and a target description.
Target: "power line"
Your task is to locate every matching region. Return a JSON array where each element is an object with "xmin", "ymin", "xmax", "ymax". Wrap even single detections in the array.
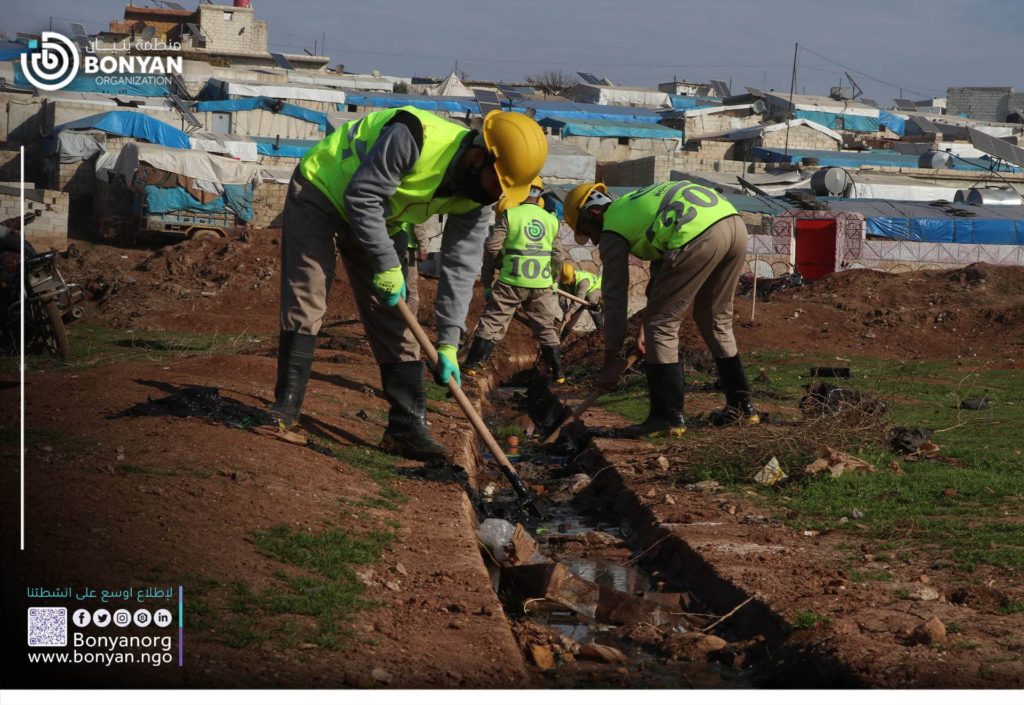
[{"xmin": 799, "ymin": 45, "xmax": 944, "ymax": 98}]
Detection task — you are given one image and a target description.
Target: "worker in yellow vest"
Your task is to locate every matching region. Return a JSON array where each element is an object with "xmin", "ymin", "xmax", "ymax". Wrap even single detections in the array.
[
  {"xmin": 272, "ymin": 107, "xmax": 547, "ymax": 461},
  {"xmin": 463, "ymin": 177, "xmax": 567, "ymax": 382},
  {"xmin": 558, "ymin": 264, "xmax": 604, "ymax": 334},
  {"xmin": 564, "ymin": 181, "xmax": 759, "ymax": 437}
]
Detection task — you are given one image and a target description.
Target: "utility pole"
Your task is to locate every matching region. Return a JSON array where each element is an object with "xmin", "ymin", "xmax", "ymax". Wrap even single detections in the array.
[{"xmin": 784, "ymin": 43, "xmax": 798, "ymax": 158}]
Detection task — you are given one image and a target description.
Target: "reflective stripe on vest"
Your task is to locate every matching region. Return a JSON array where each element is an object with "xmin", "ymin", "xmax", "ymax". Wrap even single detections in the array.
[
  {"xmin": 499, "ymin": 203, "xmax": 560, "ymax": 288},
  {"xmin": 601, "ymin": 181, "xmax": 738, "ymax": 261},
  {"xmin": 299, "ymin": 107, "xmax": 480, "ymax": 231},
  {"xmin": 574, "ymin": 270, "xmax": 602, "ymax": 294}
]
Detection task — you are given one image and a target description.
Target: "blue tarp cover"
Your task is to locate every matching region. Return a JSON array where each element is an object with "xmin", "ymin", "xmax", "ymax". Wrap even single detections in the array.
[
  {"xmin": 878, "ymin": 110, "xmax": 906, "ymax": 136},
  {"xmin": 826, "ymin": 199, "xmax": 1024, "ymax": 244},
  {"xmin": 194, "ymin": 97, "xmax": 328, "ymax": 131},
  {"xmin": 539, "ymin": 116, "xmax": 682, "ymax": 140},
  {"xmin": 794, "ymin": 109, "xmax": 879, "ymax": 133},
  {"xmin": 14, "ymin": 64, "xmax": 170, "ymax": 96},
  {"xmin": 753, "ymin": 147, "xmax": 1022, "ymax": 173},
  {"xmin": 143, "ymin": 183, "xmax": 254, "ymax": 222},
  {"xmin": 667, "ymin": 95, "xmax": 722, "ymax": 109},
  {"xmin": 251, "ymin": 136, "xmax": 317, "ymax": 158},
  {"xmin": 53, "ymin": 111, "xmax": 189, "ymax": 149}
]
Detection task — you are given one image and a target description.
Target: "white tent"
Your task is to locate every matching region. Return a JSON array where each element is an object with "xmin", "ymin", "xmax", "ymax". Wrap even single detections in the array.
[{"xmin": 430, "ymin": 70, "xmax": 474, "ymax": 98}]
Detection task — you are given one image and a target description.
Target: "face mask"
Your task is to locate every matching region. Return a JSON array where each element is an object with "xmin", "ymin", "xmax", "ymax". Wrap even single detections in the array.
[{"xmin": 459, "ymin": 161, "xmax": 500, "ymax": 206}]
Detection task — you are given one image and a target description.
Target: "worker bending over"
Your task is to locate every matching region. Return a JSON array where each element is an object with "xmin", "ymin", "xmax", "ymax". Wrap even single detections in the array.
[
  {"xmin": 564, "ymin": 181, "xmax": 759, "ymax": 437},
  {"xmin": 463, "ymin": 179, "xmax": 567, "ymax": 382},
  {"xmin": 558, "ymin": 264, "xmax": 604, "ymax": 334},
  {"xmin": 271, "ymin": 107, "xmax": 547, "ymax": 461}
]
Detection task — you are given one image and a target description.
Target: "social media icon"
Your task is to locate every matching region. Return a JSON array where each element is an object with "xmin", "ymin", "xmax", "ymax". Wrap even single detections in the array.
[
  {"xmin": 73, "ymin": 608, "xmax": 91, "ymax": 628},
  {"xmin": 133, "ymin": 609, "xmax": 152, "ymax": 627},
  {"xmin": 93, "ymin": 609, "xmax": 111, "ymax": 627},
  {"xmin": 153, "ymin": 609, "xmax": 173, "ymax": 628},
  {"xmin": 113, "ymin": 609, "xmax": 132, "ymax": 627}
]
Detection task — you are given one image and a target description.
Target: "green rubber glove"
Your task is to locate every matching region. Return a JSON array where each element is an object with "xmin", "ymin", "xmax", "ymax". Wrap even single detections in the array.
[
  {"xmin": 434, "ymin": 344, "xmax": 461, "ymax": 387},
  {"xmin": 483, "ymin": 287, "xmax": 492, "ymax": 302},
  {"xmin": 372, "ymin": 266, "xmax": 406, "ymax": 307}
]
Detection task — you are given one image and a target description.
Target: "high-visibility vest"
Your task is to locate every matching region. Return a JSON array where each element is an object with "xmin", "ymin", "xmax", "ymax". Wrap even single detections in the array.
[
  {"xmin": 573, "ymin": 270, "xmax": 602, "ymax": 294},
  {"xmin": 601, "ymin": 181, "xmax": 738, "ymax": 261},
  {"xmin": 300, "ymin": 107, "xmax": 480, "ymax": 232},
  {"xmin": 499, "ymin": 203, "xmax": 560, "ymax": 288}
]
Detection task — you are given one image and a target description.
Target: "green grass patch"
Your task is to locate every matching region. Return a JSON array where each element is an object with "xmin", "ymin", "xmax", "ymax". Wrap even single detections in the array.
[
  {"xmin": 0, "ymin": 323, "xmax": 270, "ymax": 374},
  {"xmin": 585, "ymin": 351, "xmax": 1024, "ymax": 573},
  {"xmin": 850, "ymin": 569, "xmax": 893, "ymax": 583},
  {"xmin": 792, "ymin": 611, "xmax": 830, "ymax": 629},
  {"xmin": 0, "ymin": 427, "xmax": 63, "ymax": 447},
  {"xmin": 495, "ymin": 424, "xmax": 526, "ymax": 439},
  {"xmin": 997, "ymin": 600, "xmax": 1024, "ymax": 615}
]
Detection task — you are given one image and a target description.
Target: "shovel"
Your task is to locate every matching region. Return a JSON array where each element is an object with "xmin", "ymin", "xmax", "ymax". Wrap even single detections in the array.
[
  {"xmin": 540, "ymin": 349, "xmax": 640, "ymax": 447},
  {"xmin": 395, "ymin": 299, "xmax": 538, "ymax": 509}
]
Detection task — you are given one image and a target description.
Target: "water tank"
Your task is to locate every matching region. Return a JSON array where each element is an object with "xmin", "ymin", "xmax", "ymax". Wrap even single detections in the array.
[
  {"xmin": 234, "ymin": 0, "xmax": 251, "ymax": 7},
  {"xmin": 918, "ymin": 151, "xmax": 952, "ymax": 169},
  {"xmin": 967, "ymin": 188, "xmax": 1023, "ymax": 206},
  {"xmin": 810, "ymin": 167, "xmax": 851, "ymax": 197},
  {"xmin": 953, "ymin": 189, "xmax": 968, "ymax": 202}
]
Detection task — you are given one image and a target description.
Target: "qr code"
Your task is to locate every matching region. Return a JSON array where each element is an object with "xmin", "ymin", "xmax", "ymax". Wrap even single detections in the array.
[{"xmin": 28, "ymin": 607, "xmax": 67, "ymax": 647}]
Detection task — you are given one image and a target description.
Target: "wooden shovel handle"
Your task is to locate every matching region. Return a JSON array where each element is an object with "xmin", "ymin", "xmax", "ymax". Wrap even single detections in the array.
[
  {"xmin": 541, "ymin": 350, "xmax": 640, "ymax": 445},
  {"xmin": 395, "ymin": 299, "xmax": 529, "ymax": 497}
]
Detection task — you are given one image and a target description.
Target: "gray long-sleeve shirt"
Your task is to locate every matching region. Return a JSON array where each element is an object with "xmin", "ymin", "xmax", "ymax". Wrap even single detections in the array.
[
  {"xmin": 598, "ymin": 232, "xmax": 633, "ymax": 352},
  {"xmin": 481, "ymin": 210, "xmax": 565, "ymax": 288},
  {"xmin": 341, "ymin": 121, "xmax": 492, "ymax": 347}
]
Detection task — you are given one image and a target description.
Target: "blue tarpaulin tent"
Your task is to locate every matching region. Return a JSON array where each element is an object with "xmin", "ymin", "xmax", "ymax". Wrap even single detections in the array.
[
  {"xmin": 52, "ymin": 111, "xmax": 190, "ymax": 149},
  {"xmin": 539, "ymin": 116, "xmax": 682, "ymax": 140},
  {"xmin": 826, "ymin": 199, "xmax": 1024, "ymax": 244},
  {"xmin": 250, "ymin": 136, "xmax": 317, "ymax": 158},
  {"xmin": 143, "ymin": 183, "xmax": 254, "ymax": 222},
  {"xmin": 194, "ymin": 97, "xmax": 328, "ymax": 131},
  {"xmin": 793, "ymin": 109, "xmax": 879, "ymax": 132},
  {"xmin": 878, "ymin": 110, "xmax": 906, "ymax": 136}
]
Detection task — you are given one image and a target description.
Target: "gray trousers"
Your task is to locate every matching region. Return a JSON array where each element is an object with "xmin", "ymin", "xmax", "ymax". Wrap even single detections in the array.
[
  {"xmin": 475, "ymin": 280, "xmax": 561, "ymax": 347},
  {"xmin": 279, "ymin": 168, "xmax": 419, "ymax": 364},
  {"xmin": 644, "ymin": 215, "xmax": 747, "ymax": 364},
  {"xmin": 403, "ymin": 248, "xmax": 420, "ymax": 315}
]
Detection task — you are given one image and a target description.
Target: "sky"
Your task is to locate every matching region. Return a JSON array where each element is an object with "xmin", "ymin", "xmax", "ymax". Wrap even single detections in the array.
[{"xmin": 12, "ymin": 0, "xmax": 1023, "ymax": 102}]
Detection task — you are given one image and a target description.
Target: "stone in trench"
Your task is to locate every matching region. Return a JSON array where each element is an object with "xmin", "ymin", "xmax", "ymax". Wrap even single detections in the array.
[
  {"xmin": 684, "ymin": 480, "xmax": 723, "ymax": 493},
  {"xmin": 529, "ymin": 644, "xmax": 556, "ymax": 671},
  {"xmin": 564, "ymin": 473, "xmax": 592, "ymax": 495},
  {"xmin": 578, "ymin": 643, "xmax": 628, "ymax": 664},
  {"xmin": 617, "ymin": 622, "xmax": 665, "ymax": 647},
  {"xmin": 661, "ymin": 632, "xmax": 728, "ymax": 661},
  {"xmin": 371, "ymin": 667, "xmax": 392, "ymax": 684},
  {"xmin": 912, "ymin": 586, "xmax": 941, "ymax": 602},
  {"xmin": 911, "ymin": 617, "xmax": 946, "ymax": 645}
]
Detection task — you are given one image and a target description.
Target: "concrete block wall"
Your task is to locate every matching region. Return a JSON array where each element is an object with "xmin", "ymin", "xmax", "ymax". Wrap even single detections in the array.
[
  {"xmin": 197, "ymin": 5, "xmax": 264, "ymax": 54},
  {"xmin": 598, "ymin": 154, "xmax": 766, "ymax": 187},
  {"xmin": 0, "ymin": 150, "xmax": 21, "ymax": 183},
  {"xmin": 760, "ymin": 125, "xmax": 838, "ymax": 152},
  {"xmin": 0, "ymin": 185, "xmax": 69, "ymax": 240},
  {"xmin": 257, "ymin": 155, "xmax": 302, "ymax": 169},
  {"xmin": 682, "ymin": 111, "xmax": 761, "ymax": 138},
  {"xmin": 250, "ymin": 181, "xmax": 288, "ymax": 229},
  {"xmin": 946, "ymin": 87, "xmax": 1014, "ymax": 121},
  {"xmin": 564, "ymin": 135, "xmax": 680, "ymax": 163}
]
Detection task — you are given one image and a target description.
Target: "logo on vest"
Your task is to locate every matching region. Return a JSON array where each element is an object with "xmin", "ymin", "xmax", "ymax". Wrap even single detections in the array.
[{"xmin": 524, "ymin": 219, "xmax": 546, "ymax": 242}]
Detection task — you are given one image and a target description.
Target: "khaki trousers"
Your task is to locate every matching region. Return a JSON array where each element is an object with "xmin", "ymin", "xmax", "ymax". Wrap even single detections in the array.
[
  {"xmin": 643, "ymin": 215, "xmax": 747, "ymax": 364},
  {"xmin": 476, "ymin": 280, "xmax": 561, "ymax": 347},
  {"xmin": 403, "ymin": 248, "xmax": 420, "ymax": 315},
  {"xmin": 279, "ymin": 168, "xmax": 419, "ymax": 364}
]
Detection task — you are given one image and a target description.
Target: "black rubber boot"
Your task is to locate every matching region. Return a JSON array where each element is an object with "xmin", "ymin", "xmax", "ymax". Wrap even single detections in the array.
[
  {"xmin": 269, "ymin": 331, "xmax": 316, "ymax": 428},
  {"xmin": 591, "ymin": 310, "xmax": 604, "ymax": 330},
  {"xmin": 622, "ymin": 362, "xmax": 687, "ymax": 438},
  {"xmin": 541, "ymin": 345, "xmax": 566, "ymax": 384},
  {"xmin": 462, "ymin": 337, "xmax": 495, "ymax": 376},
  {"xmin": 710, "ymin": 354, "xmax": 760, "ymax": 426},
  {"xmin": 379, "ymin": 361, "xmax": 454, "ymax": 461}
]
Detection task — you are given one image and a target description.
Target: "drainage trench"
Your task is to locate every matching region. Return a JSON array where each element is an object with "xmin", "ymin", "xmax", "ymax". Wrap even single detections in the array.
[{"xmin": 461, "ymin": 368, "xmax": 765, "ymax": 687}]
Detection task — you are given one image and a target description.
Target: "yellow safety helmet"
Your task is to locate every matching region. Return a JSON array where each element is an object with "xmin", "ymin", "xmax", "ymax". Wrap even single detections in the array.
[
  {"xmin": 560, "ymin": 263, "xmax": 576, "ymax": 285},
  {"xmin": 563, "ymin": 182, "xmax": 609, "ymax": 244},
  {"xmin": 482, "ymin": 111, "xmax": 548, "ymax": 206},
  {"xmin": 531, "ymin": 175, "xmax": 544, "ymax": 190}
]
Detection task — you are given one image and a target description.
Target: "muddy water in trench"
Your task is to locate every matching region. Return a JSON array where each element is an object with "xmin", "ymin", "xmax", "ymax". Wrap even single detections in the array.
[{"xmin": 475, "ymin": 385, "xmax": 753, "ymax": 688}]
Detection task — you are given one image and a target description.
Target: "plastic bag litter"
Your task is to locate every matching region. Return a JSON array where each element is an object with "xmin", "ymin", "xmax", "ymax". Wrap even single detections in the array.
[
  {"xmin": 476, "ymin": 518, "xmax": 543, "ymax": 566},
  {"xmin": 753, "ymin": 456, "xmax": 787, "ymax": 486}
]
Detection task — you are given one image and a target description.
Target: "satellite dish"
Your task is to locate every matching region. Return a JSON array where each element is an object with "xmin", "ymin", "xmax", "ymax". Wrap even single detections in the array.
[{"xmin": 141, "ymin": 26, "xmax": 157, "ymax": 41}]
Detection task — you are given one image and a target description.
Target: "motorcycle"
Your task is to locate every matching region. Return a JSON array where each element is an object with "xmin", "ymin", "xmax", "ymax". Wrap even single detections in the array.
[
  {"xmin": 739, "ymin": 269, "xmax": 804, "ymax": 300},
  {"xmin": 0, "ymin": 215, "xmax": 85, "ymax": 362}
]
